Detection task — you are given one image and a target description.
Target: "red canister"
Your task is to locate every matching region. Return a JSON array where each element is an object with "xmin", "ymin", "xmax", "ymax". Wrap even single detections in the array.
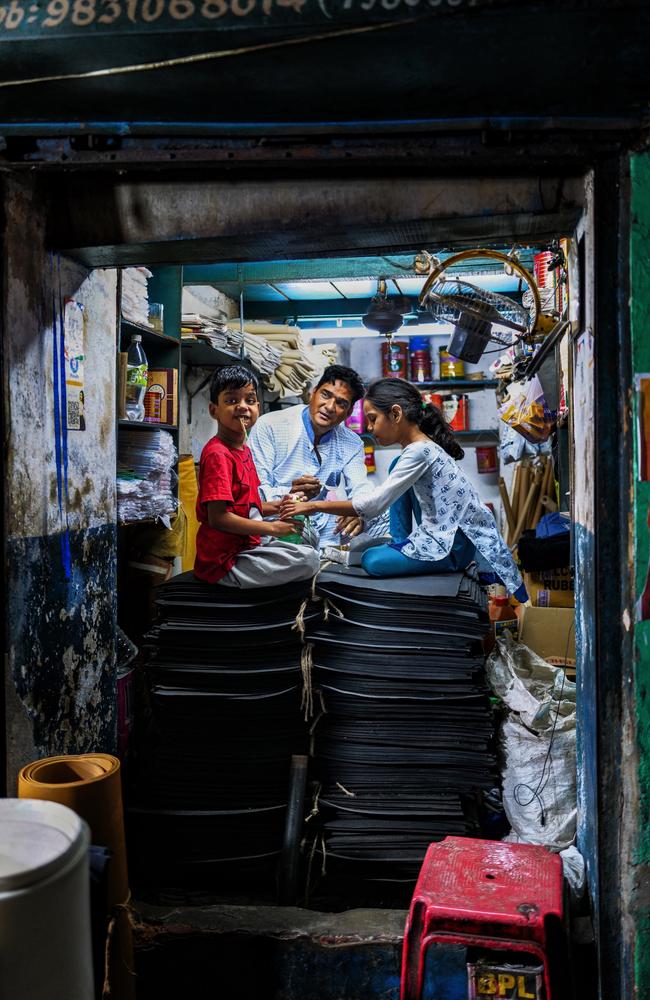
[
  {"xmin": 441, "ymin": 394, "xmax": 469, "ymax": 431},
  {"xmin": 476, "ymin": 445, "xmax": 498, "ymax": 474},
  {"xmin": 381, "ymin": 341, "xmax": 409, "ymax": 379}
]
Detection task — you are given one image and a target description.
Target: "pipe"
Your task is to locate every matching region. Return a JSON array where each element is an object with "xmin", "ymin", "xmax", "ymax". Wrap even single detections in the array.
[{"xmin": 278, "ymin": 754, "xmax": 309, "ymax": 906}]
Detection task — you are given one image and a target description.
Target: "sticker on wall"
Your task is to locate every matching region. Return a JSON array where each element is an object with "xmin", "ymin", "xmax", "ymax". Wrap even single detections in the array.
[
  {"xmin": 64, "ymin": 298, "xmax": 86, "ymax": 431},
  {"xmin": 635, "ymin": 374, "xmax": 650, "ymax": 480}
]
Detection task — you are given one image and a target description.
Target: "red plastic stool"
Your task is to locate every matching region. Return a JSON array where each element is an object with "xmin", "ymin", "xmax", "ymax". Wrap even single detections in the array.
[{"xmin": 401, "ymin": 837, "xmax": 566, "ymax": 1000}]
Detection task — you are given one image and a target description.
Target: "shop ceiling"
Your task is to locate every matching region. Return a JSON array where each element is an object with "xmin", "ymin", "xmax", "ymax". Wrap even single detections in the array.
[{"xmin": 184, "ymin": 249, "xmax": 535, "ymax": 324}]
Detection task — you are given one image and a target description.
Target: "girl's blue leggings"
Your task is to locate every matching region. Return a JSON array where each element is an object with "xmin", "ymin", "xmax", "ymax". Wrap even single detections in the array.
[{"xmin": 360, "ymin": 466, "xmax": 477, "ymax": 578}]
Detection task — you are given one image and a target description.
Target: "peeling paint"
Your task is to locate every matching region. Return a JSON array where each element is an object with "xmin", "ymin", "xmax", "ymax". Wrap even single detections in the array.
[{"xmin": 2, "ymin": 174, "xmax": 119, "ymax": 785}]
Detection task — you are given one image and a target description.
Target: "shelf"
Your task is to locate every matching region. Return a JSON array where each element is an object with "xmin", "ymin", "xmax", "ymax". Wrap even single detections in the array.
[
  {"xmin": 455, "ymin": 429, "xmax": 500, "ymax": 442},
  {"xmin": 364, "ymin": 379, "xmax": 498, "ymax": 392},
  {"xmin": 373, "ymin": 429, "xmax": 499, "ymax": 448},
  {"xmin": 121, "ymin": 318, "xmax": 180, "ymax": 347},
  {"xmin": 413, "ymin": 379, "xmax": 499, "ymax": 392},
  {"xmin": 118, "ymin": 419, "xmax": 178, "ymax": 433},
  {"xmin": 181, "ymin": 340, "xmax": 244, "ymax": 367}
]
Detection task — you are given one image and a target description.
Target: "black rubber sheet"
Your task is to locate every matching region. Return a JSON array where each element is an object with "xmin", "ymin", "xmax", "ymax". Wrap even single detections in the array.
[{"xmin": 307, "ymin": 568, "xmax": 496, "ymax": 890}]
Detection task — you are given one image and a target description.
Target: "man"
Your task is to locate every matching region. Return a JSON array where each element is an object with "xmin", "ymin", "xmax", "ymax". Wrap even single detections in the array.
[{"xmin": 248, "ymin": 364, "xmax": 386, "ymax": 547}]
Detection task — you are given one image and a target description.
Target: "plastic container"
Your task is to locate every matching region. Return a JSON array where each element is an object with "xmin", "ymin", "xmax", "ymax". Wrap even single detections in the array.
[
  {"xmin": 489, "ymin": 595, "xmax": 519, "ymax": 640},
  {"xmin": 345, "ymin": 399, "xmax": 365, "ymax": 434},
  {"xmin": 441, "ymin": 394, "xmax": 469, "ymax": 431},
  {"xmin": 0, "ymin": 798, "xmax": 93, "ymax": 1000},
  {"xmin": 476, "ymin": 444, "xmax": 498, "ymax": 474},
  {"xmin": 409, "ymin": 336, "xmax": 432, "ymax": 383},
  {"xmin": 381, "ymin": 340, "xmax": 409, "ymax": 379},
  {"xmin": 438, "ymin": 348, "xmax": 465, "ymax": 379},
  {"xmin": 125, "ymin": 334, "xmax": 148, "ymax": 422}
]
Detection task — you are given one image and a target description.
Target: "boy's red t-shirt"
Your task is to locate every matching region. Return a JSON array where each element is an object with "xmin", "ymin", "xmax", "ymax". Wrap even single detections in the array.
[{"xmin": 194, "ymin": 435, "xmax": 262, "ymax": 584}]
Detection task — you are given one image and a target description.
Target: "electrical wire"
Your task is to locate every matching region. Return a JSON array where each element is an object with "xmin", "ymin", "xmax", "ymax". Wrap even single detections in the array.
[
  {"xmin": 512, "ymin": 620, "xmax": 575, "ymax": 827},
  {"xmin": 0, "ymin": 15, "xmax": 426, "ymax": 91}
]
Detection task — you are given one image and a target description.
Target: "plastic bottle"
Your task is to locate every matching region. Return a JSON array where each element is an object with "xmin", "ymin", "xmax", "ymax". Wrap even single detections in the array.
[
  {"xmin": 283, "ymin": 493, "xmax": 312, "ymax": 546},
  {"xmin": 125, "ymin": 334, "xmax": 148, "ymax": 422}
]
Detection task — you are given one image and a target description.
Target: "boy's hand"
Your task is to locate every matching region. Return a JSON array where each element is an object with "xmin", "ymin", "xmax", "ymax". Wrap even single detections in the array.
[
  {"xmin": 279, "ymin": 497, "xmax": 311, "ymax": 520},
  {"xmin": 270, "ymin": 519, "xmax": 303, "ymax": 538},
  {"xmin": 262, "ymin": 500, "xmax": 282, "ymax": 517},
  {"xmin": 335, "ymin": 515, "xmax": 363, "ymax": 538},
  {"xmin": 291, "ymin": 475, "xmax": 321, "ymax": 500}
]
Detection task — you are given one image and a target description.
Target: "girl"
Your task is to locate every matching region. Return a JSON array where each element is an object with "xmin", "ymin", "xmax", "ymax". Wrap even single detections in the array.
[{"xmin": 280, "ymin": 377, "xmax": 527, "ymax": 600}]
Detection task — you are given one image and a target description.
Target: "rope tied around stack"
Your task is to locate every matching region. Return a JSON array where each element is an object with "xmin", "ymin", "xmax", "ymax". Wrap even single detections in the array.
[
  {"xmin": 292, "ymin": 560, "xmax": 334, "ymax": 715},
  {"xmin": 300, "ymin": 642, "xmax": 315, "ymax": 721}
]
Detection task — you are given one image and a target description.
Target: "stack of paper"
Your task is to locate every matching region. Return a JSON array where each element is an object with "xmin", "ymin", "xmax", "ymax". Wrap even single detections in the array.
[
  {"xmin": 117, "ymin": 428, "xmax": 178, "ymax": 523},
  {"xmin": 233, "ymin": 322, "xmax": 338, "ymax": 399},
  {"xmin": 121, "ymin": 267, "xmax": 153, "ymax": 327}
]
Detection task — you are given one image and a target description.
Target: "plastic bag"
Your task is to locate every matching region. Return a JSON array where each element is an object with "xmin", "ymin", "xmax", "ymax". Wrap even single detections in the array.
[
  {"xmin": 499, "ymin": 375, "xmax": 555, "ymax": 444},
  {"xmin": 487, "ymin": 632, "xmax": 576, "ymax": 850},
  {"xmin": 499, "ymin": 422, "xmax": 552, "ymax": 465}
]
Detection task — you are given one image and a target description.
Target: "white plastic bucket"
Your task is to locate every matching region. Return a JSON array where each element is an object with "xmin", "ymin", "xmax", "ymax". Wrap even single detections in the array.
[{"xmin": 0, "ymin": 798, "xmax": 94, "ymax": 1000}]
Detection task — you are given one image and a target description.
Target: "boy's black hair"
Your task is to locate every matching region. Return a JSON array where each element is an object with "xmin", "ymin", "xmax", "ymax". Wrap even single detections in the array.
[
  {"xmin": 209, "ymin": 365, "xmax": 259, "ymax": 403},
  {"xmin": 315, "ymin": 364, "xmax": 365, "ymax": 405}
]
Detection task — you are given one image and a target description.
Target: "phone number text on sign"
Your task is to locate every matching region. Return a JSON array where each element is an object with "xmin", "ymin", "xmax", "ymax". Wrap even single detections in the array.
[
  {"xmin": 0, "ymin": 0, "xmax": 480, "ymax": 33},
  {"xmin": 0, "ymin": 0, "xmax": 306, "ymax": 32}
]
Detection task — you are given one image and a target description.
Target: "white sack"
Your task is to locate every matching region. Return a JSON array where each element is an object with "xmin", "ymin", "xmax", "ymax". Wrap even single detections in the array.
[{"xmin": 487, "ymin": 632, "xmax": 577, "ymax": 851}]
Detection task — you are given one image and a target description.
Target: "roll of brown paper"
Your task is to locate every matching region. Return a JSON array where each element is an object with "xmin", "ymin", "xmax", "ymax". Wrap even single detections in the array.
[
  {"xmin": 18, "ymin": 754, "xmax": 128, "ymax": 908},
  {"xmin": 18, "ymin": 754, "xmax": 135, "ymax": 999}
]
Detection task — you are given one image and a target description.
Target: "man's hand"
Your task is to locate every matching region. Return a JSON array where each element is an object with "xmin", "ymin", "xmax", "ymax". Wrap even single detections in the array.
[
  {"xmin": 335, "ymin": 515, "xmax": 363, "ymax": 538},
  {"xmin": 291, "ymin": 475, "xmax": 321, "ymax": 500}
]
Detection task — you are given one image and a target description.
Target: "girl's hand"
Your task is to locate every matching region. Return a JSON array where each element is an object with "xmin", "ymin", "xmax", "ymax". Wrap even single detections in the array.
[
  {"xmin": 279, "ymin": 497, "xmax": 311, "ymax": 519},
  {"xmin": 270, "ymin": 518, "xmax": 302, "ymax": 538}
]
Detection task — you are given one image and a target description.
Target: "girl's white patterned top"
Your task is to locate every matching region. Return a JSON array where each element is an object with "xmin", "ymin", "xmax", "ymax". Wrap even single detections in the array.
[{"xmin": 353, "ymin": 439, "xmax": 523, "ymax": 594}]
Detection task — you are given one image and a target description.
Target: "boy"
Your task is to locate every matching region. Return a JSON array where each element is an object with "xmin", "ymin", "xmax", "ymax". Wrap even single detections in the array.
[{"xmin": 194, "ymin": 365, "xmax": 320, "ymax": 587}]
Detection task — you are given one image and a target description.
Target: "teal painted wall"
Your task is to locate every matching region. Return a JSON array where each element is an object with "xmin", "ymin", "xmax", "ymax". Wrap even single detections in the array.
[{"xmin": 630, "ymin": 152, "xmax": 650, "ymax": 996}]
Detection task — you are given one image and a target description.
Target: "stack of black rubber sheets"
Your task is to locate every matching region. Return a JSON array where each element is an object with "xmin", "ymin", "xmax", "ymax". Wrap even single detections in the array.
[
  {"xmin": 305, "ymin": 568, "xmax": 496, "ymax": 885},
  {"xmin": 129, "ymin": 571, "xmax": 318, "ymax": 891}
]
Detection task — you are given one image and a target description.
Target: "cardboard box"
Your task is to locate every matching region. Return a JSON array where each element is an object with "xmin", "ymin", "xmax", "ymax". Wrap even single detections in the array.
[
  {"xmin": 144, "ymin": 368, "xmax": 178, "ymax": 426},
  {"xmin": 523, "ymin": 566, "xmax": 574, "ymax": 608},
  {"xmin": 519, "ymin": 605, "xmax": 576, "ymax": 666}
]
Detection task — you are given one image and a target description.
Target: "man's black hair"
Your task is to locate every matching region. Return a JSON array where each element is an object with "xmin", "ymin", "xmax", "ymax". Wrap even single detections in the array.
[
  {"xmin": 209, "ymin": 365, "xmax": 259, "ymax": 403},
  {"xmin": 315, "ymin": 364, "xmax": 365, "ymax": 405}
]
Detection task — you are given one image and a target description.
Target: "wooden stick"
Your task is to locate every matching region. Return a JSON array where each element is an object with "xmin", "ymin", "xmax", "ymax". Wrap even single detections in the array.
[
  {"xmin": 513, "ymin": 462, "xmax": 529, "ymax": 524},
  {"xmin": 509, "ymin": 464, "xmax": 522, "ymax": 524},
  {"xmin": 511, "ymin": 477, "xmax": 538, "ymax": 545},
  {"xmin": 532, "ymin": 458, "xmax": 553, "ymax": 527},
  {"xmin": 499, "ymin": 477, "xmax": 516, "ymax": 541},
  {"xmin": 526, "ymin": 467, "xmax": 544, "ymax": 530}
]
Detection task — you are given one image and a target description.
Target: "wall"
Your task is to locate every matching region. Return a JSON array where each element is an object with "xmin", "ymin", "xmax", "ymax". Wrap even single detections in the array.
[
  {"xmin": 2, "ymin": 174, "xmax": 118, "ymax": 788},
  {"xmin": 630, "ymin": 152, "xmax": 650, "ymax": 998}
]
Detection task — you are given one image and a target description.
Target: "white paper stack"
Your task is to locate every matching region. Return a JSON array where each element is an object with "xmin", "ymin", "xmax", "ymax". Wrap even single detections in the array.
[
  {"xmin": 117, "ymin": 429, "xmax": 178, "ymax": 523},
  {"xmin": 122, "ymin": 267, "xmax": 153, "ymax": 326},
  {"xmin": 231, "ymin": 322, "xmax": 338, "ymax": 399}
]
